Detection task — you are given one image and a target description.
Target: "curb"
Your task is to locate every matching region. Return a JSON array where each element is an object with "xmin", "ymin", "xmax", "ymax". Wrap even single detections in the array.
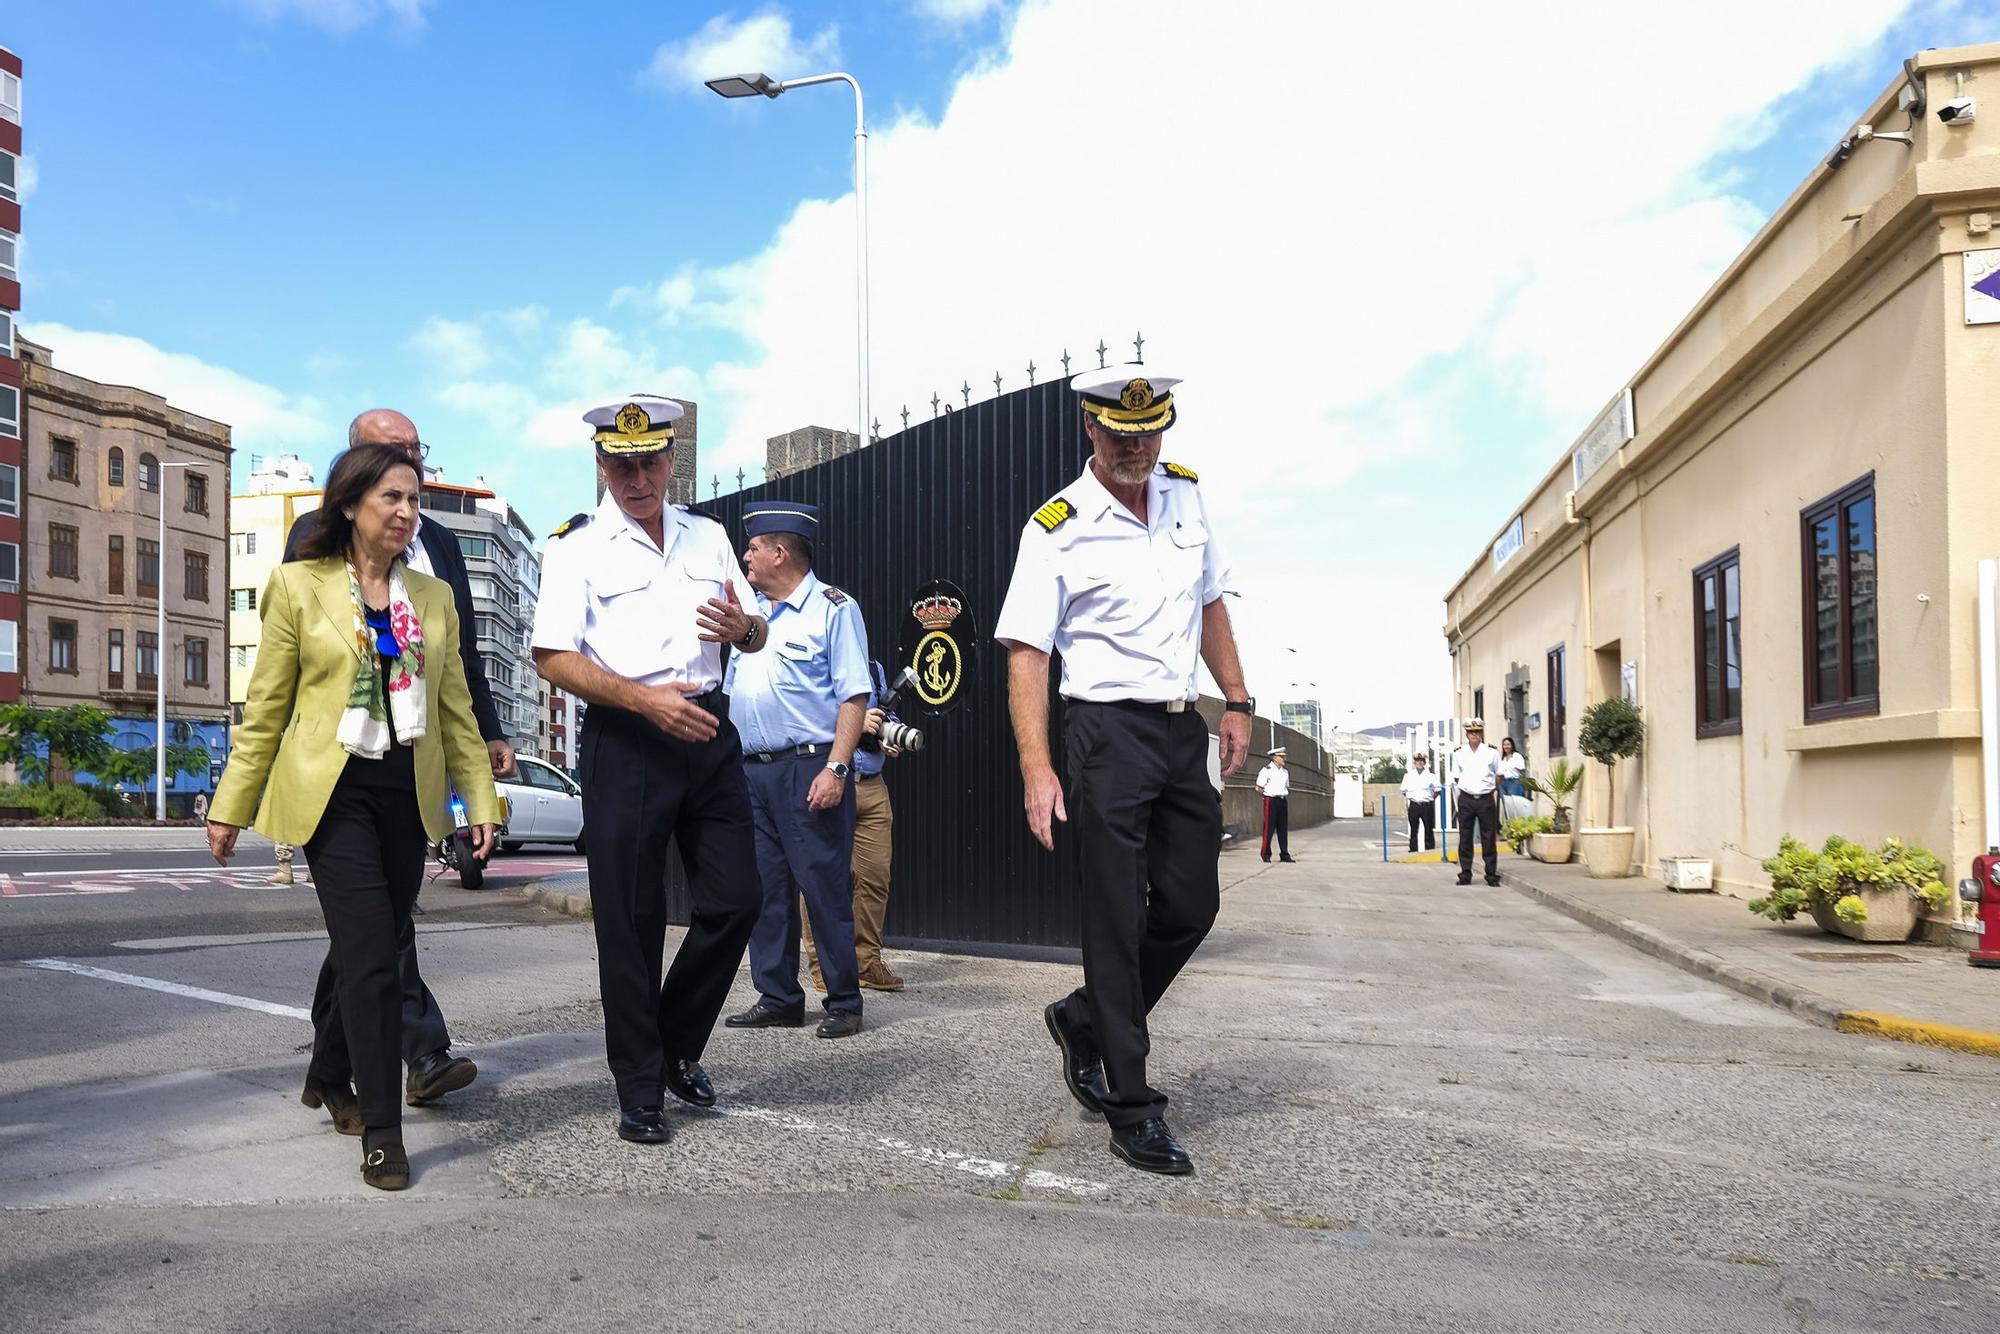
[
  {"xmin": 519, "ymin": 875, "xmax": 592, "ymax": 921},
  {"xmin": 1500, "ymin": 869, "xmax": 2000, "ymax": 1060}
]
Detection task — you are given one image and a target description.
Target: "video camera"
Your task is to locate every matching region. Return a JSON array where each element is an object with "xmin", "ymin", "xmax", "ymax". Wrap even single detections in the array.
[{"xmin": 858, "ymin": 666, "xmax": 926, "ymax": 753}]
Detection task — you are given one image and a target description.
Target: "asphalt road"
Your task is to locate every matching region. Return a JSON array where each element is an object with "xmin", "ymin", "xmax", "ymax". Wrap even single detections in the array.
[{"xmin": 3, "ymin": 821, "xmax": 1996, "ymax": 1331}]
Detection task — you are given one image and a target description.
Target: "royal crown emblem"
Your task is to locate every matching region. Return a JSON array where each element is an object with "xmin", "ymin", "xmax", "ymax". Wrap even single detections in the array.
[
  {"xmin": 912, "ymin": 594, "xmax": 963, "ymax": 630},
  {"xmin": 616, "ymin": 403, "xmax": 652, "ymax": 436},
  {"xmin": 1120, "ymin": 379, "xmax": 1154, "ymax": 410}
]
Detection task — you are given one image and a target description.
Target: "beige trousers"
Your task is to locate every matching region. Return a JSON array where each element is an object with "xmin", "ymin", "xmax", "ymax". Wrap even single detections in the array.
[{"xmin": 806, "ymin": 773, "xmax": 893, "ymax": 975}]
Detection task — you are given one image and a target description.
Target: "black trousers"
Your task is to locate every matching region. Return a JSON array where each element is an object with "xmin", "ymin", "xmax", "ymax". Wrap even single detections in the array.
[
  {"xmin": 398, "ymin": 916, "xmax": 451, "ymax": 1064},
  {"xmin": 1260, "ymin": 795, "xmax": 1289, "ymax": 860},
  {"xmin": 1061, "ymin": 702, "xmax": 1221, "ymax": 1130},
  {"xmin": 580, "ymin": 701, "xmax": 761, "ymax": 1110},
  {"xmin": 303, "ymin": 782, "xmax": 430, "ymax": 1129},
  {"xmin": 1456, "ymin": 791, "xmax": 1499, "ymax": 882},
  {"xmin": 1407, "ymin": 799, "xmax": 1436, "ymax": 852}
]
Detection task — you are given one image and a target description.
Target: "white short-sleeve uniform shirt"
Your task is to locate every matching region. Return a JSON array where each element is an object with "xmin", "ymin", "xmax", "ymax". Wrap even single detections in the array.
[
  {"xmin": 531, "ymin": 494, "xmax": 752, "ymax": 692},
  {"xmin": 994, "ymin": 460, "xmax": 1234, "ymax": 703}
]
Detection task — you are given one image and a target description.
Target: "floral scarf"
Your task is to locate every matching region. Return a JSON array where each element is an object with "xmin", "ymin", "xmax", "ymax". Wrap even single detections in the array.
[{"xmin": 336, "ymin": 559, "xmax": 428, "ymax": 760}]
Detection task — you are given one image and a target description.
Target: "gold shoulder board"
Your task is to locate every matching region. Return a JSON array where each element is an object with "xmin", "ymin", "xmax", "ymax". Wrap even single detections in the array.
[
  {"xmin": 1032, "ymin": 498, "xmax": 1074, "ymax": 533},
  {"xmin": 1163, "ymin": 462, "xmax": 1198, "ymax": 482}
]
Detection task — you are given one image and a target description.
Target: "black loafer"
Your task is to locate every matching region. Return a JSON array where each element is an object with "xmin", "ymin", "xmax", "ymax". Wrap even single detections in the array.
[
  {"xmin": 724, "ymin": 1003, "xmax": 806, "ymax": 1029},
  {"xmin": 816, "ymin": 1012, "xmax": 864, "ymax": 1039},
  {"xmin": 664, "ymin": 1059, "xmax": 715, "ymax": 1108},
  {"xmin": 361, "ymin": 1142, "xmax": 410, "ymax": 1191},
  {"xmin": 1109, "ymin": 1117, "xmax": 1193, "ymax": 1176},
  {"xmin": 1454, "ymin": 876, "xmax": 1473, "ymax": 886},
  {"xmin": 1043, "ymin": 1000, "xmax": 1106, "ymax": 1115},
  {"xmin": 1279, "ymin": 856, "xmax": 1296, "ymax": 863},
  {"xmin": 1485, "ymin": 878, "xmax": 1502, "ymax": 887},
  {"xmin": 406, "ymin": 1049, "xmax": 478, "ymax": 1106},
  {"xmin": 301, "ymin": 1076, "xmax": 363, "ymax": 1136},
  {"xmin": 617, "ymin": 1106, "xmax": 671, "ymax": 1144}
]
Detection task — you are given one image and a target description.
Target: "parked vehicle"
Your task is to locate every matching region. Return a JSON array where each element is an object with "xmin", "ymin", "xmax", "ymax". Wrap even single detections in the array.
[
  {"xmin": 496, "ymin": 756, "xmax": 586, "ymax": 854},
  {"xmin": 435, "ymin": 789, "xmax": 502, "ymax": 890}
]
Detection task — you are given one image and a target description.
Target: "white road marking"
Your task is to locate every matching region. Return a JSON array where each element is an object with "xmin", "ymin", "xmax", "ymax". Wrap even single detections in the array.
[
  {"xmin": 113, "ymin": 922, "xmax": 517, "ymax": 950},
  {"xmin": 19, "ymin": 958, "xmax": 311, "ymax": 1020},
  {"xmin": 707, "ymin": 1103, "xmax": 1108, "ymax": 1196}
]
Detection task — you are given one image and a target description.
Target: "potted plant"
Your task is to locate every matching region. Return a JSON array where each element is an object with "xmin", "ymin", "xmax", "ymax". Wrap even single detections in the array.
[
  {"xmin": 1575, "ymin": 697, "xmax": 1644, "ymax": 878},
  {"xmin": 1522, "ymin": 758, "xmax": 1584, "ymax": 863},
  {"xmin": 1749, "ymin": 834, "xmax": 1951, "ymax": 943},
  {"xmin": 1501, "ymin": 814, "xmax": 1553, "ymax": 855}
]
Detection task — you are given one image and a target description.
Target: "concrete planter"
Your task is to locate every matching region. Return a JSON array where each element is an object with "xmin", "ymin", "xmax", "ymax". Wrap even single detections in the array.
[
  {"xmin": 1576, "ymin": 827, "xmax": 1636, "ymax": 878},
  {"xmin": 1528, "ymin": 832, "xmax": 1573, "ymax": 864},
  {"xmin": 1807, "ymin": 886, "xmax": 1925, "ymax": 943}
]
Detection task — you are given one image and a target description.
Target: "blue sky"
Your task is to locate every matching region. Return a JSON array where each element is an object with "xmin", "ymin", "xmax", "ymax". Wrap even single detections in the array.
[{"xmin": 9, "ymin": 0, "xmax": 1998, "ymax": 724}]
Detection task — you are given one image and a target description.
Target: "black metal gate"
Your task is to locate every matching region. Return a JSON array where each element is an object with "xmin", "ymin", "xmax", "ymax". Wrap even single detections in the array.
[{"xmin": 647, "ymin": 378, "xmax": 1099, "ymax": 946}]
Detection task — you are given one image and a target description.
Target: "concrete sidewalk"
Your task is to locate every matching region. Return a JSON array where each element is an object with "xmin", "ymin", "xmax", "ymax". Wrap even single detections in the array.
[{"xmin": 1492, "ymin": 847, "xmax": 2000, "ymax": 1057}]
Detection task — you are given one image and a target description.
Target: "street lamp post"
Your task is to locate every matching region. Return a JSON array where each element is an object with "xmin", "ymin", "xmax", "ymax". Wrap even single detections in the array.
[
  {"xmin": 155, "ymin": 460, "xmax": 214, "ymax": 821},
  {"xmin": 707, "ymin": 70, "xmax": 869, "ymax": 450}
]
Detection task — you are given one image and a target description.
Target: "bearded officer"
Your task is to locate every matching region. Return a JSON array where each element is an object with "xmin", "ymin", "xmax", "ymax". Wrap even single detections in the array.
[
  {"xmin": 995, "ymin": 365, "xmax": 1253, "ymax": 1176},
  {"xmin": 531, "ymin": 396, "xmax": 767, "ymax": 1145}
]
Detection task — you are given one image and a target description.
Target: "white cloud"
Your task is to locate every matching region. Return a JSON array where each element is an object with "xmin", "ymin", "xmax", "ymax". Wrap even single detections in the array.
[
  {"xmin": 642, "ymin": 8, "xmax": 841, "ymax": 96},
  {"xmin": 911, "ymin": 0, "xmax": 1004, "ymax": 22},
  {"xmin": 408, "ymin": 316, "xmax": 490, "ymax": 377},
  {"xmin": 629, "ymin": 0, "xmax": 1908, "ymax": 722},
  {"xmin": 19, "ymin": 323, "xmax": 332, "ymax": 453},
  {"xmin": 16, "ymin": 155, "xmax": 37, "ymax": 201},
  {"xmin": 226, "ymin": 0, "xmax": 436, "ymax": 33}
]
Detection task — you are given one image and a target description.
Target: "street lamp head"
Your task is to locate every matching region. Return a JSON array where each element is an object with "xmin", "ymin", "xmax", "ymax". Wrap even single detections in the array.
[{"xmin": 706, "ymin": 72, "xmax": 782, "ymax": 99}]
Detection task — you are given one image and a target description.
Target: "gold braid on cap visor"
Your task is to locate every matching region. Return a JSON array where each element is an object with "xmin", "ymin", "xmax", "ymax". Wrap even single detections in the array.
[
  {"xmin": 593, "ymin": 425, "xmax": 676, "ymax": 454},
  {"xmin": 1080, "ymin": 393, "xmax": 1175, "ymax": 434}
]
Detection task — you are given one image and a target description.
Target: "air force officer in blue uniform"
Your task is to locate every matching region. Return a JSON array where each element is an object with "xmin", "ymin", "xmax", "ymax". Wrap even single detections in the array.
[{"xmin": 722, "ymin": 503, "xmax": 874, "ymax": 1038}]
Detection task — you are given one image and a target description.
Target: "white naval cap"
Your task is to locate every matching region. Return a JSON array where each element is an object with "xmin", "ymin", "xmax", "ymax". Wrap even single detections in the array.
[
  {"xmin": 1070, "ymin": 363, "xmax": 1180, "ymax": 434},
  {"xmin": 584, "ymin": 396, "xmax": 685, "ymax": 454}
]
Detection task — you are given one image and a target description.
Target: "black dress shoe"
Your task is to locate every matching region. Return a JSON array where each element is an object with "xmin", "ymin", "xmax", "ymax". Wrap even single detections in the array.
[
  {"xmin": 1043, "ymin": 1000, "xmax": 1106, "ymax": 1115},
  {"xmin": 301, "ymin": 1076, "xmax": 363, "ymax": 1136},
  {"xmin": 361, "ymin": 1142, "xmax": 410, "ymax": 1191},
  {"xmin": 816, "ymin": 1012, "xmax": 864, "ymax": 1039},
  {"xmin": 1485, "ymin": 878, "xmax": 1502, "ymax": 887},
  {"xmin": 617, "ymin": 1106, "xmax": 671, "ymax": 1144},
  {"xmin": 724, "ymin": 1003, "xmax": 806, "ymax": 1029},
  {"xmin": 1261, "ymin": 855, "xmax": 1271, "ymax": 862},
  {"xmin": 1279, "ymin": 856, "xmax": 1296, "ymax": 863},
  {"xmin": 1455, "ymin": 876, "xmax": 1473, "ymax": 886},
  {"xmin": 1109, "ymin": 1117, "xmax": 1194, "ymax": 1176},
  {"xmin": 406, "ymin": 1049, "xmax": 478, "ymax": 1106},
  {"xmin": 664, "ymin": 1059, "xmax": 715, "ymax": 1108}
]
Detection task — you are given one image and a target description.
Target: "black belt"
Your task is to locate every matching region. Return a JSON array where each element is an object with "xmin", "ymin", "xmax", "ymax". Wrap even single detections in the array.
[
  {"xmin": 746, "ymin": 741, "xmax": 832, "ymax": 764},
  {"xmin": 1065, "ymin": 697, "xmax": 1194, "ymax": 714}
]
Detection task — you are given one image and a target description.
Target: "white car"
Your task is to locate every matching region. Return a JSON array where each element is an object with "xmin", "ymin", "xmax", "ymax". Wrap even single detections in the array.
[{"xmin": 497, "ymin": 755, "xmax": 587, "ymax": 854}]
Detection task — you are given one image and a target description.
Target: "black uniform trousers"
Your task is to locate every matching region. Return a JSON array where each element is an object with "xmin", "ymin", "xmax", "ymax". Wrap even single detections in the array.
[
  {"xmin": 303, "ymin": 782, "xmax": 430, "ymax": 1129},
  {"xmin": 1060, "ymin": 701, "xmax": 1221, "ymax": 1130},
  {"xmin": 1261, "ymin": 794, "xmax": 1289, "ymax": 860},
  {"xmin": 580, "ymin": 700, "xmax": 760, "ymax": 1111},
  {"xmin": 1456, "ymin": 790, "xmax": 1499, "ymax": 882},
  {"xmin": 1407, "ymin": 799, "xmax": 1437, "ymax": 853}
]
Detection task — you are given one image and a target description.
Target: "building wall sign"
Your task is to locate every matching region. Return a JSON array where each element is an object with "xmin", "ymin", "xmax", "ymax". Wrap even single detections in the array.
[
  {"xmin": 1965, "ymin": 249, "xmax": 2000, "ymax": 325},
  {"xmin": 1571, "ymin": 387, "xmax": 1636, "ymax": 486},
  {"xmin": 1491, "ymin": 514, "xmax": 1525, "ymax": 570}
]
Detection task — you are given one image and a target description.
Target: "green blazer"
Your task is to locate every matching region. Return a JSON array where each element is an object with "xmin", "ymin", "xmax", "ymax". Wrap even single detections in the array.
[{"xmin": 212, "ymin": 557, "xmax": 503, "ymax": 845}]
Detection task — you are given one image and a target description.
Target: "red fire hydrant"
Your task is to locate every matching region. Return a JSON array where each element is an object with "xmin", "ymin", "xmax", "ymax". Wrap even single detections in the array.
[{"xmin": 1961, "ymin": 853, "xmax": 2000, "ymax": 968}]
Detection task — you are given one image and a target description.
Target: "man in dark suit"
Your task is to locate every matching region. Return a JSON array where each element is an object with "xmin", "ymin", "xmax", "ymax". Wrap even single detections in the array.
[{"xmin": 283, "ymin": 408, "xmax": 515, "ymax": 1111}]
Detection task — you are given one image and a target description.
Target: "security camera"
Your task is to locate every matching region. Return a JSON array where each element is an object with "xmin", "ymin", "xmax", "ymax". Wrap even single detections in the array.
[{"xmin": 1939, "ymin": 96, "xmax": 1977, "ymax": 124}]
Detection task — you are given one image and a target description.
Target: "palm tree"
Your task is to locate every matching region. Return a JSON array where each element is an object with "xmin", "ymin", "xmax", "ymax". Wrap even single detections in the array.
[{"xmin": 1523, "ymin": 758, "xmax": 1586, "ymax": 833}]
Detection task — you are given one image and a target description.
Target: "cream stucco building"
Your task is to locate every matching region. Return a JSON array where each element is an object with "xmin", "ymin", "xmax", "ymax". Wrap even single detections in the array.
[{"xmin": 1445, "ymin": 43, "xmax": 2000, "ymax": 939}]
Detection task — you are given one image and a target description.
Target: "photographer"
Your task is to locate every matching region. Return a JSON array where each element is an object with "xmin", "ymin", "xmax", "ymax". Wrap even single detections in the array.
[{"xmin": 808, "ymin": 659, "xmax": 912, "ymax": 992}]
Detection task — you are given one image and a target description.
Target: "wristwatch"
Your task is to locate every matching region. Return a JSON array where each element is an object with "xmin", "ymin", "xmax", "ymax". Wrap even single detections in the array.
[
  {"xmin": 1224, "ymin": 697, "xmax": 1256, "ymax": 715},
  {"xmin": 826, "ymin": 760, "xmax": 852, "ymax": 780}
]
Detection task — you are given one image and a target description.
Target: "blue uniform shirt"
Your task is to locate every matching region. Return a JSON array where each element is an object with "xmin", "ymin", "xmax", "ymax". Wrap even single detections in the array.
[
  {"xmin": 726, "ymin": 571, "xmax": 873, "ymax": 754},
  {"xmin": 853, "ymin": 660, "xmax": 891, "ymax": 778}
]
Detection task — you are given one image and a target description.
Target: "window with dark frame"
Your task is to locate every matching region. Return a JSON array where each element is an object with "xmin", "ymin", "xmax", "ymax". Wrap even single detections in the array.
[
  {"xmin": 184, "ymin": 550, "xmax": 209, "ymax": 602},
  {"xmin": 137, "ymin": 538, "xmax": 160, "ymax": 596},
  {"xmin": 108, "ymin": 535, "xmax": 124, "ymax": 595},
  {"xmin": 184, "ymin": 636, "xmax": 209, "ymax": 686},
  {"xmin": 136, "ymin": 630, "xmax": 159, "ymax": 685},
  {"xmin": 107, "ymin": 447, "xmax": 125, "ymax": 487},
  {"xmin": 49, "ymin": 619, "xmax": 77, "ymax": 674},
  {"xmin": 185, "ymin": 472, "xmax": 209, "ymax": 515},
  {"xmin": 1695, "ymin": 548, "xmax": 1743, "ymax": 736},
  {"xmin": 48, "ymin": 523, "xmax": 78, "ymax": 579},
  {"xmin": 107, "ymin": 629, "xmax": 124, "ymax": 688},
  {"xmin": 50, "ymin": 437, "xmax": 78, "ymax": 483},
  {"xmin": 138, "ymin": 452, "xmax": 159, "ymax": 493},
  {"xmin": 1472, "ymin": 687, "xmax": 1485, "ymax": 726},
  {"xmin": 1801, "ymin": 476, "xmax": 1878, "ymax": 721},
  {"xmin": 1546, "ymin": 646, "xmax": 1567, "ymax": 754}
]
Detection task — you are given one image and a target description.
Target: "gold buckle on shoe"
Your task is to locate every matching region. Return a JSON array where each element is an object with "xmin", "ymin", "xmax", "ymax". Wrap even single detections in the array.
[{"xmin": 365, "ymin": 1149, "xmax": 387, "ymax": 1167}]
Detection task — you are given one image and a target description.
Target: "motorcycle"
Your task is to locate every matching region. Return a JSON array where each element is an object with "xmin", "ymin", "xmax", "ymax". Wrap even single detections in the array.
[{"xmin": 435, "ymin": 790, "xmax": 506, "ymax": 890}]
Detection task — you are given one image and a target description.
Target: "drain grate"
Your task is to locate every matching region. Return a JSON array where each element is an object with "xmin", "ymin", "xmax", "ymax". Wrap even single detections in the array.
[{"xmin": 1794, "ymin": 951, "xmax": 1912, "ymax": 964}]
